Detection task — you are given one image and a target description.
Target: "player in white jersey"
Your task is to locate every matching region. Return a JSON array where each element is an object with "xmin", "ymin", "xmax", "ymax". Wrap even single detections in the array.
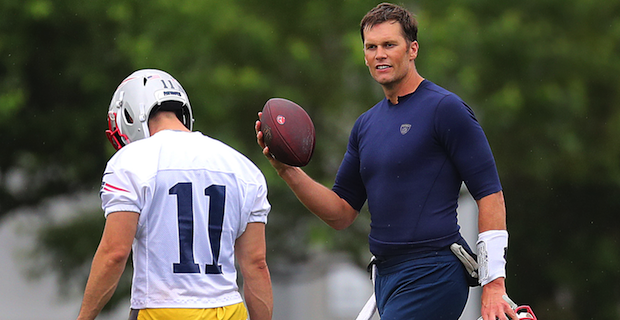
[{"xmin": 77, "ymin": 69, "xmax": 272, "ymax": 320}]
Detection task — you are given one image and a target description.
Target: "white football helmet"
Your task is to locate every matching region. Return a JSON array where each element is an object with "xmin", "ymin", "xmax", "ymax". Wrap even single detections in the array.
[{"xmin": 106, "ymin": 69, "xmax": 194, "ymax": 150}]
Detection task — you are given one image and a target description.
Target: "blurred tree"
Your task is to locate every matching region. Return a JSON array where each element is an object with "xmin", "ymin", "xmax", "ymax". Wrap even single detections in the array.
[
  {"xmin": 0, "ymin": 0, "xmax": 135, "ymax": 310},
  {"xmin": 4, "ymin": 0, "xmax": 379, "ymax": 313},
  {"xmin": 1, "ymin": 0, "xmax": 619, "ymax": 319},
  {"xmin": 0, "ymin": 0, "xmax": 131, "ymax": 218},
  {"xmin": 415, "ymin": 1, "xmax": 620, "ymax": 319}
]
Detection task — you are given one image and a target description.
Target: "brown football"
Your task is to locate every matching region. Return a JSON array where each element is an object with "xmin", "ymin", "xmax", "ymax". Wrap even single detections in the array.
[{"xmin": 261, "ymin": 98, "xmax": 315, "ymax": 167}]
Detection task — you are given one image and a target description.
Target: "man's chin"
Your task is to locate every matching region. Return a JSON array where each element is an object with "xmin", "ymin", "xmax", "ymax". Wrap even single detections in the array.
[{"xmin": 373, "ymin": 77, "xmax": 396, "ymax": 87}]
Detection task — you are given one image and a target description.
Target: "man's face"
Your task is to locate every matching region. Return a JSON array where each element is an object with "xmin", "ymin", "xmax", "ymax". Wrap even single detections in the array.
[{"xmin": 363, "ymin": 21, "xmax": 417, "ymax": 88}]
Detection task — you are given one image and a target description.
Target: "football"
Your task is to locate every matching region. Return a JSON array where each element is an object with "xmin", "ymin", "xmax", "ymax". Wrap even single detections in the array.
[{"xmin": 261, "ymin": 98, "xmax": 315, "ymax": 167}]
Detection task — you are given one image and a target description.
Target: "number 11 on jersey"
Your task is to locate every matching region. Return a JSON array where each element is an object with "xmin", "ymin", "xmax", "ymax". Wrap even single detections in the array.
[{"xmin": 169, "ymin": 182, "xmax": 226, "ymax": 275}]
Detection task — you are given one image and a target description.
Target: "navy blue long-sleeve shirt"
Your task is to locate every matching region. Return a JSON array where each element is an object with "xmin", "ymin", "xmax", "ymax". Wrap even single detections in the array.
[{"xmin": 332, "ymin": 80, "xmax": 501, "ymax": 257}]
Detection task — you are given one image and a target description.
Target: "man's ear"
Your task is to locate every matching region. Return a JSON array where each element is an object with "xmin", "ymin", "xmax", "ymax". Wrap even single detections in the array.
[{"xmin": 409, "ymin": 41, "xmax": 419, "ymax": 60}]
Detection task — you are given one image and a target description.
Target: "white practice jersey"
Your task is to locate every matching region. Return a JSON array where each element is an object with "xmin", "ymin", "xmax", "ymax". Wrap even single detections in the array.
[{"xmin": 100, "ymin": 130, "xmax": 270, "ymax": 309}]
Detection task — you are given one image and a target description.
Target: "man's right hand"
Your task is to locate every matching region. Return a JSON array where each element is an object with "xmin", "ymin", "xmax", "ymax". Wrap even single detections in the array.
[{"xmin": 255, "ymin": 112, "xmax": 291, "ymax": 173}]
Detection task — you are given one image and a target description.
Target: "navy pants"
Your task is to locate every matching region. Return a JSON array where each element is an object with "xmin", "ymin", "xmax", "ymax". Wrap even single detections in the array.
[{"xmin": 374, "ymin": 250, "xmax": 469, "ymax": 320}]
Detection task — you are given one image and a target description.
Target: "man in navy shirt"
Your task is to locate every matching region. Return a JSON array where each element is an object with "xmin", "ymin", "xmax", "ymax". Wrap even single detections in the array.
[{"xmin": 256, "ymin": 3, "xmax": 516, "ymax": 320}]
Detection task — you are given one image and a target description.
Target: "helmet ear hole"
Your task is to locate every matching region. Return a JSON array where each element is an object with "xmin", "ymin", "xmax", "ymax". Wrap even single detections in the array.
[{"xmin": 124, "ymin": 107, "xmax": 134, "ymax": 124}]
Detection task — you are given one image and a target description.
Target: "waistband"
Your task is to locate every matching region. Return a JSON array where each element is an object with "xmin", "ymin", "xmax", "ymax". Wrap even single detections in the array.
[{"xmin": 371, "ymin": 245, "xmax": 455, "ymax": 270}]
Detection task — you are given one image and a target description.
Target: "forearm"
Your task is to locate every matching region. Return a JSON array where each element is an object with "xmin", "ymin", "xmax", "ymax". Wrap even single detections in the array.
[
  {"xmin": 476, "ymin": 191, "xmax": 508, "ymax": 286},
  {"xmin": 243, "ymin": 265, "xmax": 273, "ymax": 320},
  {"xmin": 77, "ymin": 253, "xmax": 127, "ymax": 319},
  {"xmin": 77, "ymin": 212, "xmax": 137, "ymax": 320},
  {"xmin": 476, "ymin": 191, "xmax": 517, "ymax": 319},
  {"xmin": 477, "ymin": 191, "xmax": 506, "ymax": 232},
  {"xmin": 77, "ymin": 248, "xmax": 128, "ymax": 320},
  {"xmin": 277, "ymin": 166, "xmax": 357, "ymax": 230},
  {"xmin": 236, "ymin": 223, "xmax": 272, "ymax": 320}
]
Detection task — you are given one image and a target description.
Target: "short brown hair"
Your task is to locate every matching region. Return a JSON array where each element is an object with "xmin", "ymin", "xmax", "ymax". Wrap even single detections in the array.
[{"xmin": 360, "ymin": 3, "xmax": 418, "ymax": 43}]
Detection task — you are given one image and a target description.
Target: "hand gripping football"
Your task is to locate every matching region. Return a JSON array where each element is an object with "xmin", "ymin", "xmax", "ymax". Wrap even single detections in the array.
[{"xmin": 261, "ymin": 98, "xmax": 315, "ymax": 167}]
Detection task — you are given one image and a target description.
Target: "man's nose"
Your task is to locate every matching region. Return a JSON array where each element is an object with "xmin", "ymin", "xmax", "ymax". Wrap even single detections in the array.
[{"xmin": 375, "ymin": 46, "xmax": 387, "ymax": 59}]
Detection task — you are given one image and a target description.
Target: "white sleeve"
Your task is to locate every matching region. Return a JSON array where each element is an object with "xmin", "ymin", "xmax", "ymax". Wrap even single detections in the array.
[
  {"xmin": 248, "ymin": 182, "xmax": 270, "ymax": 224},
  {"xmin": 100, "ymin": 160, "xmax": 144, "ymax": 217}
]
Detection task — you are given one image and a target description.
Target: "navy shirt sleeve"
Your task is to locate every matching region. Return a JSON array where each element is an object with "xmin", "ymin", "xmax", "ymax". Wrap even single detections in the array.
[
  {"xmin": 434, "ymin": 95, "xmax": 502, "ymax": 200},
  {"xmin": 332, "ymin": 117, "xmax": 367, "ymax": 211}
]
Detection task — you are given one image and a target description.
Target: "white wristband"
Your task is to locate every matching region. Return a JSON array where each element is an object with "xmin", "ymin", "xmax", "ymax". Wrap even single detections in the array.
[{"xmin": 476, "ymin": 230, "xmax": 508, "ymax": 286}]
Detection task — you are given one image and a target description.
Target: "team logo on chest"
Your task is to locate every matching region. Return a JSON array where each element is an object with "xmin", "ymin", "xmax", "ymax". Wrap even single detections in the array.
[{"xmin": 400, "ymin": 124, "xmax": 412, "ymax": 135}]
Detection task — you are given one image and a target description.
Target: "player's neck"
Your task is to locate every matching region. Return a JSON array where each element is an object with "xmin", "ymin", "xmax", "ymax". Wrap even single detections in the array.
[
  {"xmin": 148, "ymin": 112, "xmax": 190, "ymax": 135},
  {"xmin": 383, "ymin": 71, "xmax": 424, "ymax": 105}
]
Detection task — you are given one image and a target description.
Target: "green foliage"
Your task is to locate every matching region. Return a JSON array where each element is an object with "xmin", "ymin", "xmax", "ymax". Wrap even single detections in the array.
[
  {"xmin": 415, "ymin": 1, "xmax": 620, "ymax": 318},
  {"xmin": 0, "ymin": 0, "xmax": 131, "ymax": 215},
  {"xmin": 2, "ymin": 0, "xmax": 620, "ymax": 318}
]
